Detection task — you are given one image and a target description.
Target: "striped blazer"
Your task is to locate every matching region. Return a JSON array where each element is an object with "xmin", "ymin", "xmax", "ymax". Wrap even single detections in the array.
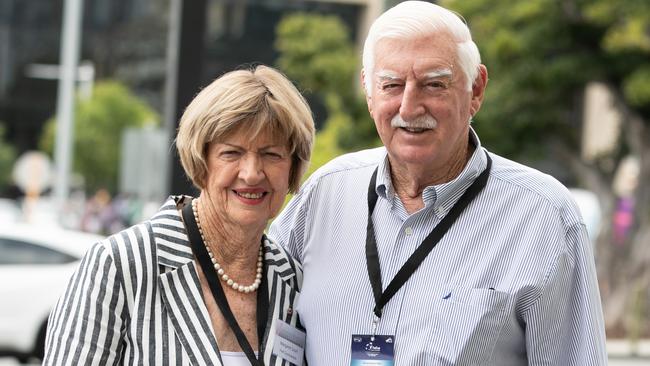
[{"xmin": 44, "ymin": 196, "xmax": 304, "ymax": 365}]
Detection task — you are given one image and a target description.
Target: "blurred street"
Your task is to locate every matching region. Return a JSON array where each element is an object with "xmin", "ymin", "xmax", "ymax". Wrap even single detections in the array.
[
  {"xmin": 607, "ymin": 339, "xmax": 650, "ymax": 365},
  {"xmin": 609, "ymin": 359, "xmax": 650, "ymax": 366},
  {"xmin": 2, "ymin": 339, "xmax": 649, "ymax": 365}
]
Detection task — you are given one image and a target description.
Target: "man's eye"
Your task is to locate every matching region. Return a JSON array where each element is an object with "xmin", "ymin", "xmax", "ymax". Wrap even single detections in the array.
[
  {"xmin": 381, "ymin": 83, "xmax": 400, "ymax": 90},
  {"xmin": 428, "ymin": 81, "xmax": 448, "ymax": 89}
]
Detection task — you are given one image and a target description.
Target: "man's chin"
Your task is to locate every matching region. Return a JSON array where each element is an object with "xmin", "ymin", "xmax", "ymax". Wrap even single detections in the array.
[{"xmin": 388, "ymin": 149, "xmax": 439, "ymax": 167}]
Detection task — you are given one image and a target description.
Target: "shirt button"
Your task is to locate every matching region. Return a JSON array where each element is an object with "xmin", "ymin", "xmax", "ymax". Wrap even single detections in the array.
[{"xmin": 405, "ymin": 227, "xmax": 413, "ymax": 236}]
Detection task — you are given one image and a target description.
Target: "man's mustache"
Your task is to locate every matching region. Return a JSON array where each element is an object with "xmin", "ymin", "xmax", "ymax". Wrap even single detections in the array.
[{"xmin": 391, "ymin": 114, "xmax": 438, "ymax": 129}]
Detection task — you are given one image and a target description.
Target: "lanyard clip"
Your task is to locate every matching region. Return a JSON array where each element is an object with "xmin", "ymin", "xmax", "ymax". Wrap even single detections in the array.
[{"xmin": 370, "ymin": 314, "xmax": 380, "ymax": 341}]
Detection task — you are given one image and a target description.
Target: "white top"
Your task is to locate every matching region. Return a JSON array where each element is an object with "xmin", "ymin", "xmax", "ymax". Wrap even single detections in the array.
[
  {"xmin": 269, "ymin": 128, "xmax": 607, "ymax": 365},
  {"xmin": 220, "ymin": 351, "xmax": 257, "ymax": 366}
]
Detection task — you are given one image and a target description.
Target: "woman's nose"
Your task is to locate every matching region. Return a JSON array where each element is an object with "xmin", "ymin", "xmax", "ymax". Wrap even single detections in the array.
[{"xmin": 239, "ymin": 154, "xmax": 265, "ymax": 184}]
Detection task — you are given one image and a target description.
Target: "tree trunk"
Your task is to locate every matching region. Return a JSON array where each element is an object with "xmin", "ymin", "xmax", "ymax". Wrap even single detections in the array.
[
  {"xmin": 599, "ymin": 91, "xmax": 650, "ymax": 337},
  {"xmin": 557, "ymin": 86, "xmax": 650, "ymax": 336}
]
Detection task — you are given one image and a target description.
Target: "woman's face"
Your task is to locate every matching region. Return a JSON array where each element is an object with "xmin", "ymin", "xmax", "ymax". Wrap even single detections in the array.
[{"xmin": 203, "ymin": 127, "xmax": 291, "ymax": 230}]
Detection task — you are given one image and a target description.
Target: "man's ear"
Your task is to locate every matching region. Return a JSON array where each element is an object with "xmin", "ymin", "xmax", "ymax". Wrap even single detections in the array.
[
  {"xmin": 470, "ymin": 64, "xmax": 488, "ymax": 117},
  {"xmin": 361, "ymin": 69, "xmax": 373, "ymax": 115}
]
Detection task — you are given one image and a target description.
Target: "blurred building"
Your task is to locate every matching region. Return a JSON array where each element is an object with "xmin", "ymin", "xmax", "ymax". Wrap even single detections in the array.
[
  {"xmin": 167, "ymin": 0, "xmax": 388, "ymax": 194},
  {"xmin": 0, "ymin": 0, "xmax": 169, "ymax": 153},
  {"xmin": 0, "ymin": 0, "xmax": 394, "ymax": 196}
]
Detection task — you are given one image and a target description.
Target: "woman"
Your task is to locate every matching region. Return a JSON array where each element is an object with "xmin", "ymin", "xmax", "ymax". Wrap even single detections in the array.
[{"xmin": 44, "ymin": 65, "xmax": 314, "ymax": 365}]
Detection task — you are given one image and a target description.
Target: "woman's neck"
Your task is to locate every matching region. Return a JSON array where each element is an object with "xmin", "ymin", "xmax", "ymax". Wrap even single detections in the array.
[{"xmin": 195, "ymin": 195, "xmax": 262, "ymax": 269}]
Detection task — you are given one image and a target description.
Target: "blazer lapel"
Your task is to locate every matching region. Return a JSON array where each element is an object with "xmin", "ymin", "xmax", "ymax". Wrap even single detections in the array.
[
  {"xmin": 153, "ymin": 198, "xmax": 304, "ymax": 365},
  {"xmin": 159, "ymin": 262, "xmax": 222, "ymax": 365},
  {"xmin": 153, "ymin": 196, "xmax": 223, "ymax": 366},
  {"xmin": 259, "ymin": 237, "xmax": 304, "ymax": 365}
]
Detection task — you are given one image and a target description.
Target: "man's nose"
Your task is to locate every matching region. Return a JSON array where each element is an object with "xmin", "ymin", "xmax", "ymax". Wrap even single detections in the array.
[
  {"xmin": 399, "ymin": 83, "xmax": 425, "ymax": 121},
  {"xmin": 239, "ymin": 154, "xmax": 265, "ymax": 184}
]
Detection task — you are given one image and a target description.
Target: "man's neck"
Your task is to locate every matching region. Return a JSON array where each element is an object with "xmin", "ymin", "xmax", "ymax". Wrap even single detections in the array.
[{"xmin": 390, "ymin": 141, "xmax": 474, "ymax": 214}]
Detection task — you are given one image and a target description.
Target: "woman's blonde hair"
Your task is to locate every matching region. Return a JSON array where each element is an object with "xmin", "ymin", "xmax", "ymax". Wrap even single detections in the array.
[{"xmin": 176, "ymin": 65, "xmax": 314, "ymax": 193}]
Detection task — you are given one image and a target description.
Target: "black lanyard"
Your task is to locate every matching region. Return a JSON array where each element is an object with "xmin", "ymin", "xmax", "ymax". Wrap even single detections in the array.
[
  {"xmin": 182, "ymin": 200, "xmax": 268, "ymax": 366},
  {"xmin": 365, "ymin": 152, "xmax": 492, "ymax": 320}
]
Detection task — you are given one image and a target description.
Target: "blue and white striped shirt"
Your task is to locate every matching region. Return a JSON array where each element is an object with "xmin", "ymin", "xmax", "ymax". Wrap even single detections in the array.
[{"xmin": 269, "ymin": 130, "xmax": 607, "ymax": 365}]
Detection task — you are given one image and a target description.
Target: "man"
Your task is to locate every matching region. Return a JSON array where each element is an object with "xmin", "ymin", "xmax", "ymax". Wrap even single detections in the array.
[{"xmin": 269, "ymin": 1, "xmax": 607, "ymax": 365}]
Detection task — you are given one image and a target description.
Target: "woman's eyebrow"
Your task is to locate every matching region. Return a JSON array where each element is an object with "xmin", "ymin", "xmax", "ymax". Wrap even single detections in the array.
[{"xmin": 220, "ymin": 142, "xmax": 281, "ymax": 150}]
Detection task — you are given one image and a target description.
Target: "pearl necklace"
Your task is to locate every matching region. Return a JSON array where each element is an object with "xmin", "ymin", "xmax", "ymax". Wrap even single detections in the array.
[{"xmin": 192, "ymin": 199, "xmax": 263, "ymax": 293}]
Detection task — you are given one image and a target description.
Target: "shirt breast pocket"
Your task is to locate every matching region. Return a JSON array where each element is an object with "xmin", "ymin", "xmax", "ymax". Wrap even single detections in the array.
[{"xmin": 426, "ymin": 287, "xmax": 510, "ymax": 365}]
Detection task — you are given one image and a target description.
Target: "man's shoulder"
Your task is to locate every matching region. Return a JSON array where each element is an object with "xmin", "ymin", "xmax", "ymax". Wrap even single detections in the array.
[
  {"xmin": 490, "ymin": 153, "xmax": 568, "ymax": 194},
  {"xmin": 488, "ymin": 152, "xmax": 582, "ymax": 223},
  {"xmin": 308, "ymin": 147, "xmax": 385, "ymax": 182}
]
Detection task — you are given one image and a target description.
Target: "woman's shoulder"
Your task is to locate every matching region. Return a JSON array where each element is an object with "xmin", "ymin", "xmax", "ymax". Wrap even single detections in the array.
[
  {"xmin": 108, "ymin": 195, "xmax": 189, "ymax": 245},
  {"xmin": 263, "ymin": 235, "xmax": 303, "ymax": 280},
  {"xmin": 97, "ymin": 221, "xmax": 157, "ymax": 260},
  {"xmin": 97, "ymin": 196, "xmax": 190, "ymax": 265}
]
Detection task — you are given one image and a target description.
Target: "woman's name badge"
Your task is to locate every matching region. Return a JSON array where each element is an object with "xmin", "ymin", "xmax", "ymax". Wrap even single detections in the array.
[
  {"xmin": 272, "ymin": 319, "xmax": 306, "ymax": 366},
  {"xmin": 350, "ymin": 334, "xmax": 395, "ymax": 365}
]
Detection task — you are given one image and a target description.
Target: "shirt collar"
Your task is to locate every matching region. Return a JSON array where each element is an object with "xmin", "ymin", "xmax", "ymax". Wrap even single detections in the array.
[
  {"xmin": 375, "ymin": 127, "xmax": 488, "ymax": 214},
  {"xmin": 376, "ymin": 153, "xmax": 394, "ymax": 200}
]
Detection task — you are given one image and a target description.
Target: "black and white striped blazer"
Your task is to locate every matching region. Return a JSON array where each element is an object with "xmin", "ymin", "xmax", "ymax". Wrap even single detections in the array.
[{"xmin": 44, "ymin": 196, "xmax": 303, "ymax": 365}]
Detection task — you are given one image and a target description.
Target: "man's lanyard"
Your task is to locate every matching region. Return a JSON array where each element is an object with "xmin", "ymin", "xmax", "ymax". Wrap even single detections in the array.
[
  {"xmin": 182, "ymin": 200, "xmax": 268, "ymax": 366},
  {"xmin": 365, "ymin": 152, "xmax": 492, "ymax": 330}
]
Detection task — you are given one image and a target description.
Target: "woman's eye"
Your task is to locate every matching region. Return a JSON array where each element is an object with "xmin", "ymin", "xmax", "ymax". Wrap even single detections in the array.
[
  {"xmin": 263, "ymin": 151, "xmax": 284, "ymax": 160},
  {"xmin": 220, "ymin": 150, "xmax": 241, "ymax": 158}
]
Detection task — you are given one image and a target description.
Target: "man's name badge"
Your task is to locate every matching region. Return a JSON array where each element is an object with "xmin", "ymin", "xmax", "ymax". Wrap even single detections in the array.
[
  {"xmin": 350, "ymin": 334, "xmax": 395, "ymax": 366},
  {"xmin": 272, "ymin": 319, "xmax": 306, "ymax": 366}
]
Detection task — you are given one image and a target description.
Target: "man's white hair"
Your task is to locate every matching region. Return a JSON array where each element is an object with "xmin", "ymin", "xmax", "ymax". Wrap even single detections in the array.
[{"xmin": 362, "ymin": 1, "xmax": 481, "ymax": 93}]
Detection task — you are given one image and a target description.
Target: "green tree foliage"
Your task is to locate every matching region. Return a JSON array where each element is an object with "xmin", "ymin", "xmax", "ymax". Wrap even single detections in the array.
[
  {"xmin": 444, "ymin": 0, "xmax": 650, "ymax": 158},
  {"xmin": 444, "ymin": 0, "xmax": 650, "ymax": 334},
  {"xmin": 276, "ymin": 13, "xmax": 357, "ymax": 97},
  {"xmin": 40, "ymin": 81, "xmax": 158, "ymax": 194},
  {"xmin": 0, "ymin": 124, "xmax": 16, "ymax": 189},
  {"xmin": 275, "ymin": 13, "xmax": 379, "ymax": 175}
]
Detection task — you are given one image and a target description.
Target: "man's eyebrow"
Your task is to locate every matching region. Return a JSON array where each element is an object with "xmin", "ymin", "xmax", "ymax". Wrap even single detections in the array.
[
  {"xmin": 375, "ymin": 68, "xmax": 453, "ymax": 82},
  {"xmin": 376, "ymin": 70, "xmax": 401, "ymax": 82},
  {"xmin": 422, "ymin": 68, "xmax": 453, "ymax": 79}
]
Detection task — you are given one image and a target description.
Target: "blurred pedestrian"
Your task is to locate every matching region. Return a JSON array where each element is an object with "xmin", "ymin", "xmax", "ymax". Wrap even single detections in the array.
[{"xmin": 80, "ymin": 188, "xmax": 112, "ymax": 234}]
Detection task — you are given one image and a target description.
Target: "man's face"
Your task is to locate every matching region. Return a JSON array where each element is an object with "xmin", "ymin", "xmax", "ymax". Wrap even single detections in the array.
[{"xmin": 363, "ymin": 32, "xmax": 486, "ymax": 170}]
